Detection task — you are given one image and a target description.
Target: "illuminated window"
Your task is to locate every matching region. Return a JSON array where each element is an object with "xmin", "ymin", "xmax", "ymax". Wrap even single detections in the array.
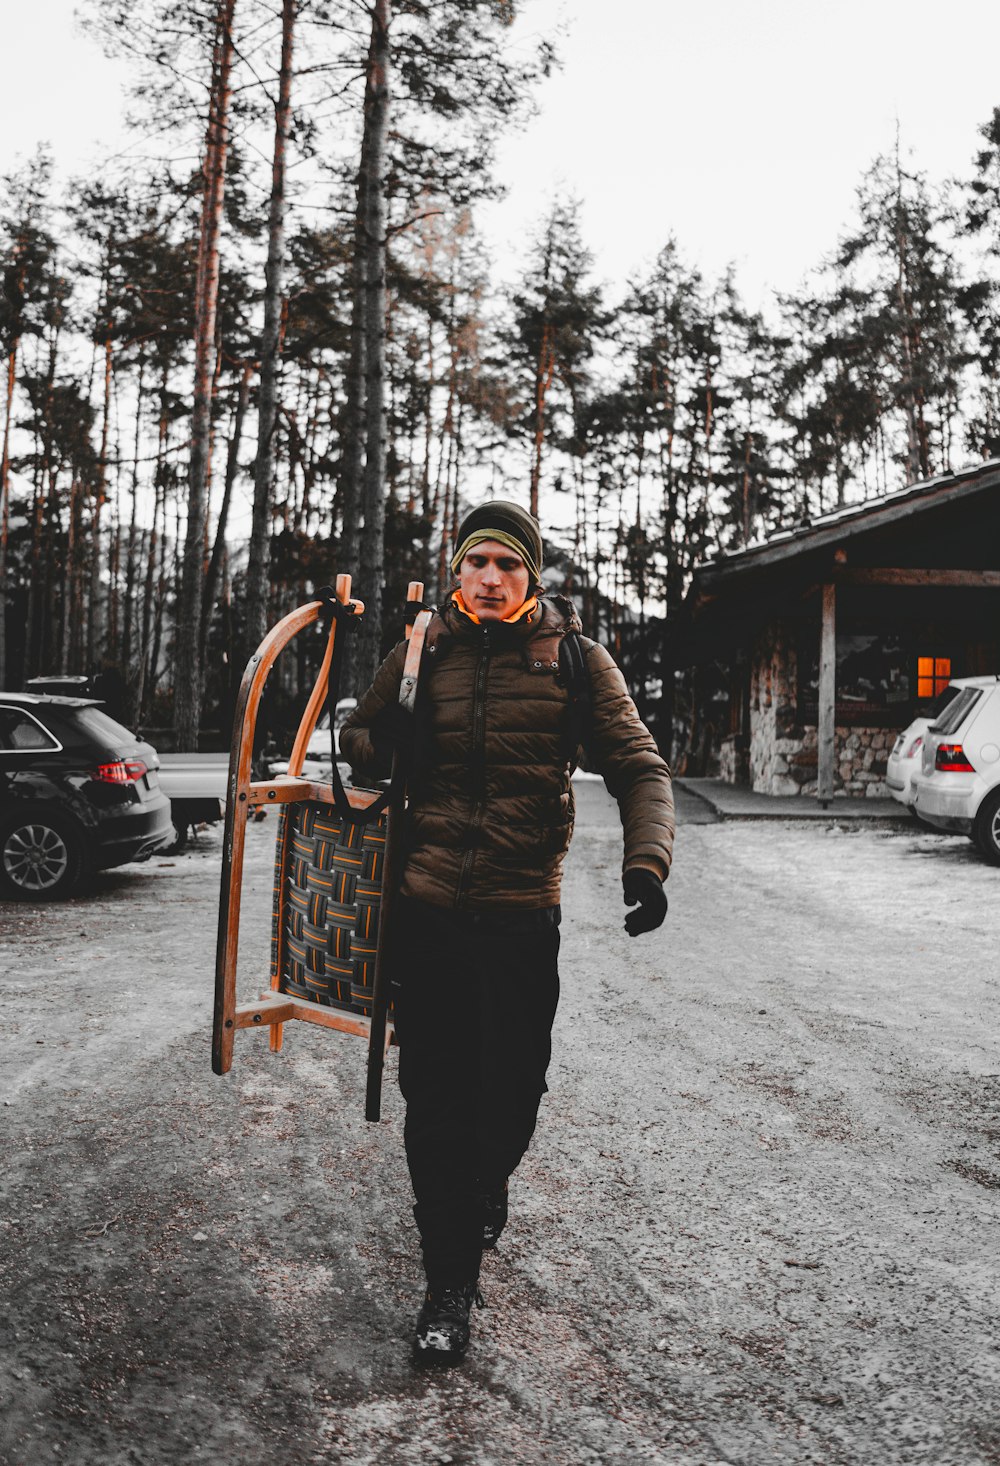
[{"xmin": 917, "ymin": 656, "xmax": 951, "ymax": 699}]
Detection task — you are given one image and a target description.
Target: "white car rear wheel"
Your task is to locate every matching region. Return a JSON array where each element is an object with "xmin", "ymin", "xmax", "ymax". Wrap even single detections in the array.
[{"xmin": 973, "ymin": 789, "xmax": 1000, "ymax": 866}]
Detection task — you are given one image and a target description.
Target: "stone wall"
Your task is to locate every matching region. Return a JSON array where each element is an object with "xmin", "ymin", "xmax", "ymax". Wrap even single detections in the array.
[
  {"xmin": 833, "ymin": 727, "xmax": 896, "ymax": 798},
  {"xmin": 733, "ymin": 619, "xmax": 892, "ymax": 797},
  {"xmin": 718, "ymin": 735, "xmax": 739, "ymax": 784}
]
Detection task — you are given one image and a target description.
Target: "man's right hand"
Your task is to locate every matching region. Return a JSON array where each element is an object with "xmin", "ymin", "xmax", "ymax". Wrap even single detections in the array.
[
  {"xmin": 622, "ymin": 868, "xmax": 667, "ymax": 937},
  {"xmin": 371, "ymin": 701, "xmax": 413, "ymax": 765}
]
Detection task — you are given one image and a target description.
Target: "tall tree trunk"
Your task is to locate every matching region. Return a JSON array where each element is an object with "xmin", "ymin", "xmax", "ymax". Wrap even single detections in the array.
[
  {"xmin": 60, "ymin": 477, "xmax": 80, "ymax": 675},
  {"xmin": 108, "ymin": 458, "xmax": 122, "ymax": 661},
  {"xmin": 174, "ymin": 0, "xmax": 237, "ymax": 750},
  {"xmin": 436, "ymin": 472, "xmax": 451, "ymax": 600},
  {"xmin": 136, "ymin": 366, "xmax": 171, "ymax": 722},
  {"xmin": 529, "ymin": 320, "xmax": 555, "ymax": 519},
  {"xmin": 0, "ymin": 340, "xmax": 17, "ymax": 689},
  {"xmin": 202, "ymin": 362, "xmax": 252, "ymax": 663},
  {"xmin": 245, "ymin": 0, "xmax": 295, "ymax": 653},
  {"xmin": 435, "ymin": 325, "xmax": 459, "ymax": 598},
  {"xmin": 895, "ymin": 257, "xmax": 921, "ymax": 483},
  {"xmin": 302, "ymin": 368, "xmax": 320, "ymax": 528},
  {"xmin": 892, "ymin": 144, "xmax": 922, "ymax": 485},
  {"xmin": 122, "ymin": 357, "xmax": 145, "ymax": 690},
  {"xmin": 355, "ymin": 0, "xmax": 391, "ymax": 689},
  {"xmin": 68, "ymin": 474, "xmax": 87, "ymax": 673},
  {"xmin": 26, "ymin": 326, "xmax": 61, "ymax": 676},
  {"xmin": 87, "ymin": 319, "xmax": 114, "ymax": 670},
  {"xmin": 741, "ymin": 429, "xmax": 753, "ymax": 544},
  {"xmin": 106, "ymin": 366, "xmax": 125, "ymax": 664},
  {"xmin": 433, "ymin": 334, "xmax": 458, "ymax": 587},
  {"xmin": 25, "ymin": 461, "xmax": 46, "ymax": 679},
  {"xmin": 338, "ymin": 80, "xmax": 374, "ymax": 591}
]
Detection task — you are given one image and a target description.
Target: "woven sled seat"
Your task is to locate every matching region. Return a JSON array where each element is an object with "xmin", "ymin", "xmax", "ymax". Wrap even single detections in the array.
[{"xmin": 270, "ymin": 799, "xmax": 389, "ymax": 1018}]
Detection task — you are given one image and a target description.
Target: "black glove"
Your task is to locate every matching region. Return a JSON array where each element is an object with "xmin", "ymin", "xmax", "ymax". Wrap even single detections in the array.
[
  {"xmin": 622, "ymin": 868, "xmax": 667, "ymax": 937},
  {"xmin": 369, "ymin": 701, "xmax": 413, "ymax": 773}
]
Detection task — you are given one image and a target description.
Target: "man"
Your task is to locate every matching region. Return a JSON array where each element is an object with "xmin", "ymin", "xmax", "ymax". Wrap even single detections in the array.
[{"xmin": 340, "ymin": 499, "xmax": 674, "ymax": 1367}]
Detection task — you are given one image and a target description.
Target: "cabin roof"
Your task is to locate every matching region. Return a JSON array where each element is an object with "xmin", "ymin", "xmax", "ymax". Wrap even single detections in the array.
[{"xmin": 691, "ymin": 458, "xmax": 1000, "ymax": 595}]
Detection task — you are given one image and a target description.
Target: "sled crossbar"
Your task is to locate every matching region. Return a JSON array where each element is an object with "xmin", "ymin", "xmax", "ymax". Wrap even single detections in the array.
[
  {"xmin": 234, "ymin": 992, "xmax": 373, "ymax": 1040},
  {"xmin": 247, "ymin": 778, "xmax": 382, "ymax": 811}
]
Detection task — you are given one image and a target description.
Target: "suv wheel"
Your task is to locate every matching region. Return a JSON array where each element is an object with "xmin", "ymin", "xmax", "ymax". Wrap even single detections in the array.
[
  {"xmin": 0, "ymin": 814, "xmax": 84, "ymax": 900},
  {"xmin": 973, "ymin": 788, "xmax": 1000, "ymax": 866}
]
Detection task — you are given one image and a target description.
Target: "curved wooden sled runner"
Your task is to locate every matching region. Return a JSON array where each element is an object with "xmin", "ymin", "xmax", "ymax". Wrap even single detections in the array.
[{"xmin": 212, "ymin": 576, "xmax": 431, "ymax": 1122}]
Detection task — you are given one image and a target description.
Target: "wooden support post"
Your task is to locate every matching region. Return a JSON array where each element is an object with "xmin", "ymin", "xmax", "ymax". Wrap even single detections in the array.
[{"xmin": 817, "ymin": 582, "xmax": 836, "ymax": 807}]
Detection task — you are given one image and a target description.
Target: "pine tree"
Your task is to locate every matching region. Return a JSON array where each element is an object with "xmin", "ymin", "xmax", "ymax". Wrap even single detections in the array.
[
  {"xmin": 506, "ymin": 199, "xmax": 604, "ymax": 519},
  {"xmin": 962, "ymin": 106, "xmax": 1000, "ymax": 456},
  {"xmin": 829, "ymin": 145, "xmax": 967, "ymax": 485}
]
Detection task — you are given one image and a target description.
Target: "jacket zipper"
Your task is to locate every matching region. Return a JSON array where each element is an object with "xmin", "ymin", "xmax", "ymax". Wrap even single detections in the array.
[{"xmin": 456, "ymin": 626, "xmax": 491, "ymax": 907}]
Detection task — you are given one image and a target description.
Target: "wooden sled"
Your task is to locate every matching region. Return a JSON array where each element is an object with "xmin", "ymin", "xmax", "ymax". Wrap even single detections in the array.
[{"xmin": 212, "ymin": 575, "xmax": 431, "ymax": 1121}]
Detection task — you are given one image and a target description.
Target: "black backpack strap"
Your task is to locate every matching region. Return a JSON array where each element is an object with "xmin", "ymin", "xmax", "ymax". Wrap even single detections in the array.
[
  {"xmin": 316, "ymin": 586, "xmax": 403, "ymax": 826},
  {"xmin": 558, "ymin": 630, "xmax": 594, "ymax": 770}
]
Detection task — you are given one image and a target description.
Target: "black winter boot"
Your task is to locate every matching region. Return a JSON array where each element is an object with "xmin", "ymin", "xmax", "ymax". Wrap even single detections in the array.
[
  {"xmin": 412, "ymin": 1282, "xmax": 483, "ymax": 1367},
  {"xmin": 480, "ymin": 1183, "xmax": 509, "ymax": 1251}
]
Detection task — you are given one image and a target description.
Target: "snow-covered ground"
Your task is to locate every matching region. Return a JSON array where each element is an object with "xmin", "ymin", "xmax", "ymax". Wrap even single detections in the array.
[{"xmin": 1, "ymin": 787, "xmax": 998, "ymax": 1465}]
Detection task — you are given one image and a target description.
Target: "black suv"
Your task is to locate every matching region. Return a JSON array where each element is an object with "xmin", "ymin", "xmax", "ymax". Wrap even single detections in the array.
[{"xmin": 0, "ymin": 694, "xmax": 172, "ymax": 900}]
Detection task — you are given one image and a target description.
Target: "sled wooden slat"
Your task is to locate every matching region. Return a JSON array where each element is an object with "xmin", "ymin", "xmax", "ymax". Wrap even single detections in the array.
[{"xmin": 248, "ymin": 778, "xmax": 382, "ymax": 811}]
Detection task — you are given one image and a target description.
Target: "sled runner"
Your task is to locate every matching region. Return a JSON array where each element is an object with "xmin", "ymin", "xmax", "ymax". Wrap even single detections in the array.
[{"xmin": 212, "ymin": 575, "xmax": 431, "ymax": 1121}]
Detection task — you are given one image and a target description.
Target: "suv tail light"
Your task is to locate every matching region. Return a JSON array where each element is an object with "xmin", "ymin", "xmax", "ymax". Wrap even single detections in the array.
[
  {"xmin": 93, "ymin": 759, "xmax": 148, "ymax": 784},
  {"xmin": 934, "ymin": 743, "xmax": 975, "ymax": 773}
]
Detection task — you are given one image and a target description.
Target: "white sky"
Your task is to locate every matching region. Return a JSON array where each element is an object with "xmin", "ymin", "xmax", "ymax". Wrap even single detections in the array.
[
  {"xmin": 481, "ymin": 0, "xmax": 1000, "ymax": 306},
  {"xmin": 3, "ymin": 1, "xmax": 999, "ymax": 311}
]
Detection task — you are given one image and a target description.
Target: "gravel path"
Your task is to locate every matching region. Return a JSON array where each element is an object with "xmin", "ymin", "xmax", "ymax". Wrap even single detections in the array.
[{"xmin": 1, "ymin": 787, "xmax": 998, "ymax": 1466}]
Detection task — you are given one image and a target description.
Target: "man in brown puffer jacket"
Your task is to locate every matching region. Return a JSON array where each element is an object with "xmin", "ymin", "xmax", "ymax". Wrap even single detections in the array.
[{"xmin": 340, "ymin": 499, "xmax": 674, "ymax": 1367}]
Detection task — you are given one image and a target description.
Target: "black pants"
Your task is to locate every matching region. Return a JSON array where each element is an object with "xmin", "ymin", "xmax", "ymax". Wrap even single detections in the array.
[{"xmin": 390, "ymin": 895, "xmax": 561, "ymax": 1288}]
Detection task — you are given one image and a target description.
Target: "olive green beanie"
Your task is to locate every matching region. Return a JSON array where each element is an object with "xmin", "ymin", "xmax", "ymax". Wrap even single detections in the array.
[{"xmin": 451, "ymin": 499, "xmax": 543, "ymax": 586}]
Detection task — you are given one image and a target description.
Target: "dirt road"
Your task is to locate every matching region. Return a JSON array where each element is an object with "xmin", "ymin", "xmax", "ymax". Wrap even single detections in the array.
[{"xmin": 2, "ymin": 787, "xmax": 998, "ymax": 1466}]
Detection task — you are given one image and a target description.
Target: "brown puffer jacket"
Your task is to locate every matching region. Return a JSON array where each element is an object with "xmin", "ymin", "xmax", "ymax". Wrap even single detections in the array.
[{"xmin": 340, "ymin": 594, "xmax": 674, "ymax": 910}]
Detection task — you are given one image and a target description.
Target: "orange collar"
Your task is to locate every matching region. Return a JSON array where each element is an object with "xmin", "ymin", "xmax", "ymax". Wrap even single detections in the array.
[{"xmin": 451, "ymin": 589, "xmax": 539, "ymax": 626}]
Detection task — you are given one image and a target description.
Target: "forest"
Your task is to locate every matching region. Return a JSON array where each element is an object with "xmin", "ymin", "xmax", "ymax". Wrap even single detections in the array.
[{"xmin": 3, "ymin": 0, "xmax": 1000, "ymax": 753}]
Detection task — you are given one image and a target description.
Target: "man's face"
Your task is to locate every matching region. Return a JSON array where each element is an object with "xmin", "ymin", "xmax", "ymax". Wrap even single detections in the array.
[{"xmin": 458, "ymin": 540, "xmax": 531, "ymax": 621}]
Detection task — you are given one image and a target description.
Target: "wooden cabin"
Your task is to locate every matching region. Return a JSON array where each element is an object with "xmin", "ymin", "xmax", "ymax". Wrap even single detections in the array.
[{"xmin": 678, "ymin": 460, "xmax": 1000, "ymax": 800}]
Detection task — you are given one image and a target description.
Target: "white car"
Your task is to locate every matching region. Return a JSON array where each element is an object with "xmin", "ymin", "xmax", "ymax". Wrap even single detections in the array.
[
  {"xmin": 886, "ymin": 685, "xmax": 961, "ymax": 807},
  {"xmin": 267, "ymin": 697, "xmax": 357, "ymax": 781},
  {"xmin": 912, "ymin": 676, "xmax": 1000, "ymax": 862}
]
